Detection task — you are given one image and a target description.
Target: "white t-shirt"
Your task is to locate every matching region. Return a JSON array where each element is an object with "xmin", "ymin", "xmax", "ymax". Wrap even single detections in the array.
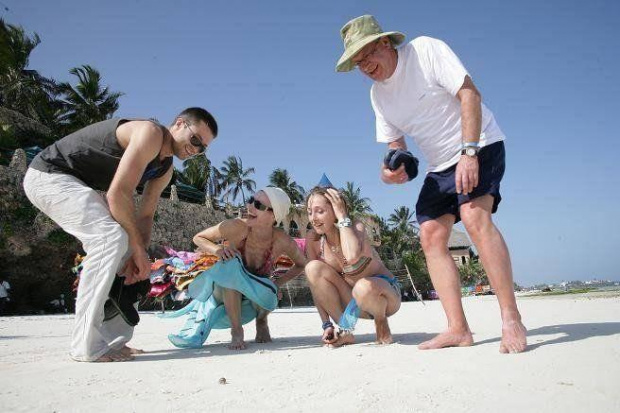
[
  {"xmin": 371, "ymin": 36, "xmax": 505, "ymax": 173},
  {"xmin": 0, "ymin": 281, "xmax": 10, "ymax": 299}
]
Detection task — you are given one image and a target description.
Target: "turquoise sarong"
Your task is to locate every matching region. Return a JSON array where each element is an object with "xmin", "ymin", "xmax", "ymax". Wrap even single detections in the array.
[{"xmin": 159, "ymin": 256, "xmax": 278, "ymax": 348}]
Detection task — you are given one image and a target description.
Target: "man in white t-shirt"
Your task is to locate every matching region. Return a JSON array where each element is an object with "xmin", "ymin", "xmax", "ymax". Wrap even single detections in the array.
[{"xmin": 335, "ymin": 15, "xmax": 526, "ymax": 353}]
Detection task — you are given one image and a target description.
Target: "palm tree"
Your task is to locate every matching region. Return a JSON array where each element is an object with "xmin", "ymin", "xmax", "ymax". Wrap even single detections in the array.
[
  {"xmin": 0, "ymin": 19, "xmax": 59, "ymax": 133},
  {"xmin": 56, "ymin": 65, "xmax": 122, "ymax": 133},
  {"xmin": 268, "ymin": 168, "xmax": 305, "ymax": 204},
  {"xmin": 388, "ymin": 206, "xmax": 418, "ymax": 235},
  {"xmin": 219, "ymin": 155, "xmax": 256, "ymax": 205},
  {"xmin": 175, "ymin": 155, "xmax": 211, "ymax": 192},
  {"xmin": 340, "ymin": 181, "xmax": 372, "ymax": 219},
  {"xmin": 387, "ymin": 205, "xmax": 420, "ymax": 255}
]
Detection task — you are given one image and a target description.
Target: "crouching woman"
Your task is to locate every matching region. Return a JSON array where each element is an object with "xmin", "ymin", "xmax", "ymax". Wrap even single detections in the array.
[{"xmin": 305, "ymin": 186, "xmax": 401, "ymax": 346}]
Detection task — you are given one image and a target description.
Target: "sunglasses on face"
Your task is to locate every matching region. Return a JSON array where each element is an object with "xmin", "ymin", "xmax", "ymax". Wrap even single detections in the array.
[
  {"xmin": 185, "ymin": 121, "xmax": 207, "ymax": 154},
  {"xmin": 247, "ymin": 196, "xmax": 273, "ymax": 212}
]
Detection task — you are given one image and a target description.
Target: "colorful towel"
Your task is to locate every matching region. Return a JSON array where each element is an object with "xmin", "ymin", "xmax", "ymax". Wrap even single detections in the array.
[{"xmin": 159, "ymin": 256, "xmax": 278, "ymax": 348}]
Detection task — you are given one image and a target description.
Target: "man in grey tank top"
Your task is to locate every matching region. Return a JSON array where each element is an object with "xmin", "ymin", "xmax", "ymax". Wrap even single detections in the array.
[{"xmin": 23, "ymin": 107, "xmax": 218, "ymax": 362}]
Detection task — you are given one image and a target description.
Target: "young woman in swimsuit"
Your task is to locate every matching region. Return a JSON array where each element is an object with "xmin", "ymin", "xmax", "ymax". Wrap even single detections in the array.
[
  {"xmin": 193, "ymin": 187, "xmax": 306, "ymax": 350},
  {"xmin": 305, "ymin": 186, "xmax": 401, "ymax": 346}
]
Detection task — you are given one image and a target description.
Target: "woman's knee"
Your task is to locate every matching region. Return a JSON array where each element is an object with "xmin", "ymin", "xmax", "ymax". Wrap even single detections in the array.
[
  {"xmin": 305, "ymin": 260, "xmax": 329, "ymax": 283},
  {"xmin": 352, "ymin": 278, "xmax": 378, "ymax": 301}
]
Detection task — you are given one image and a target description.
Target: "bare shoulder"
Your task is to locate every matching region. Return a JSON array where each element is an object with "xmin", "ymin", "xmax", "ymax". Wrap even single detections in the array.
[
  {"xmin": 220, "ymin": 218, "xmax": 249, "ymax": 237},
  {"xmin": 116, "ymin": 120, "xmax": 164, "ymax": 149}
]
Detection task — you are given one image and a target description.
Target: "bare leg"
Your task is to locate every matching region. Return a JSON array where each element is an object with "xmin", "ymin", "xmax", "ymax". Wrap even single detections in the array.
[
  {"xmin": 461, "ymin": 196, "xmax": 527, "ymax": 353},
  {"xmin": 255, "ymin": 308, "xmax": 272, "ymax": 343},
  {"xmin": 352, "ymin": 277, "xmax": 401, "ymax": 345},
  {"xmin": 305, "ymin": 260, "xmax": 355, "ymax": 345},
  {"xmin": 305, "ymin": 260, "xmax": 353, "ymax": 323},
  {"xmin": 418, "ymin": 215, "xmax": 474, "ymax": 350},
  {"xmin": 223, "ymin": 288, "xmax": 246, "ymax": 350}
]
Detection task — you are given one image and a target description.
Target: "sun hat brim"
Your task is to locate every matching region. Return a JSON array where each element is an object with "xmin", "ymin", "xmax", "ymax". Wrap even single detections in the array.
[{"xmin": 336, "ymin": 31, "xmax": 406, "ymax": 73}]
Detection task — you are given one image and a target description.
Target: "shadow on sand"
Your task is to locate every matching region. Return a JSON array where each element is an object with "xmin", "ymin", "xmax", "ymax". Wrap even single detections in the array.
[
  {"xmin": 131, "ymin": 331, "xmax": 438, "ymax": 362},
  {"xmin": 474, "ymin": 322, "xmax": 620, "ymax": 351}
]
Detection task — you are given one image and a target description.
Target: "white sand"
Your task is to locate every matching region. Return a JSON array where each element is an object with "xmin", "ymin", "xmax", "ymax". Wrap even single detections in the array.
[{"xmin": 1, "ymin": 293, "xmax": 619, "ymax": 413}]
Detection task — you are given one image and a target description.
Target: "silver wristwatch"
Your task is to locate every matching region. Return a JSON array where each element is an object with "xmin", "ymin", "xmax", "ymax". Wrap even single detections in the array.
[
  {"xmin": 461, "ymin": 146, "xmax": 479, "ymax": 157},
  {"xmin": 336, "ymin": 217, "xmax": 352, "ymax": 228},
  {"xmin": 461, "ymin": 142, "xmax": 480, "ymax": 157}
]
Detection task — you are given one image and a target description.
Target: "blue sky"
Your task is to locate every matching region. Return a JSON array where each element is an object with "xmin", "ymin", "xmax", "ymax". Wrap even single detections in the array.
[{"xmin": 6, "ymin": 0, "xmax": 619, "ymax": 286}]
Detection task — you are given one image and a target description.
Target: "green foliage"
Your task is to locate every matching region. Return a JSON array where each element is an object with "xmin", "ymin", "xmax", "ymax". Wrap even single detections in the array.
[
  {"xmin": 0, "ymin": 20, "xmax": 123, "ymax": 141},
  {"xmin": 46, "ymin": 228, "xmax": 75, "ymax": 246},
  {"xmin": 269, "ymin": 168, "xmax": 305, "ymax": 204},
  {"xmin": 0, "ymin": 19, "xmax": 59, "ymax": 129},
  {"xmin": 11, "ymin": 202, "xmax": 37, "ymax": 222},
  {"xmin": 458, "ymin": 258, "xmax": 488, "ymax": 286},
  {"xmin": 340, "ymin": 181, "xmax": 372, "ymax": 219},
  {"xmin": 401, "ymin": 249, "xmax": 433, "ymax": 293},
  {"xmin": 56, "ymin": 65, "xmax": 123, "ymax": 134},
  {"xmin": 218, "ymin": 155, "xmax": 256, "ymax": 205},
  {"xmin": 176, "ymin": 155, "xmax": 211, "ymax": 191}
]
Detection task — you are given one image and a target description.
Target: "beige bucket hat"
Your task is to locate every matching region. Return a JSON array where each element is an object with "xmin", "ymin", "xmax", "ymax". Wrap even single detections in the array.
[{"xmin": 336, "ymin": 15, "xmax": 406, "ymax": 72}]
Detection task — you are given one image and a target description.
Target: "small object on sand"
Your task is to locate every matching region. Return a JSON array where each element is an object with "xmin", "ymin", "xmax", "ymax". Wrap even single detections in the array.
[{"xmin": 219, "ymin": 377, "xmax": 227, "ymax": 385}]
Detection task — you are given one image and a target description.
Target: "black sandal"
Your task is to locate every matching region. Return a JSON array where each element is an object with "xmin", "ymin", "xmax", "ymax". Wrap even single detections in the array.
[{"xmin": 103, "ymin": 275, "xmax": 150, "ymax": 326}]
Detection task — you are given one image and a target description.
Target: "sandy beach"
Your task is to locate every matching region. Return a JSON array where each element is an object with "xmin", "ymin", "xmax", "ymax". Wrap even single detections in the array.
[{"xmin": 1, "ymin": 292, "xmax": 619, "ymax": 413}]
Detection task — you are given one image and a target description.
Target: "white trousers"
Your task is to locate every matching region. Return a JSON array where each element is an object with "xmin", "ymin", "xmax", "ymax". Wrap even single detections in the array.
[{"xmin": 23, "ymin": 169, "xmax": 134, "ymax": 361}]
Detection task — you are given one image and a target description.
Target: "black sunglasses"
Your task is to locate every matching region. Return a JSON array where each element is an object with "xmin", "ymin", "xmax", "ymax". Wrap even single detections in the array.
[
  {"xmin": 185, "ymin": 121, "xmax": 207, "ymax": 154},
  {"xmin": 247, "ymin": 196, "xmax": 272, "ymax": 212}
]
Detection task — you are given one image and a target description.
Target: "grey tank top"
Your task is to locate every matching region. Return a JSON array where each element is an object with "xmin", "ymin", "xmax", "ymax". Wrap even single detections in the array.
[{"xmin": 30, "ymin": 118, "xmax": 173, "ymax": 191}]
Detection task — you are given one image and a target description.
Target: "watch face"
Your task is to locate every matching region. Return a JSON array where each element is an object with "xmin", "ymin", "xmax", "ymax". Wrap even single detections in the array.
[{"xmin": 465, "ymin": 147, "xmax": 477, "ymax": 156}]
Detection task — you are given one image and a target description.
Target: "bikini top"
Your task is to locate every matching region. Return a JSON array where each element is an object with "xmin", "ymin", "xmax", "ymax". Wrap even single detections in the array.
[
  {"xmin": 319, "ymin": 235, "xmax": 372, "ymax": 277},
  {"xmin": 237, "ymin": 236, "xmax": 275, "ymax": 277}
]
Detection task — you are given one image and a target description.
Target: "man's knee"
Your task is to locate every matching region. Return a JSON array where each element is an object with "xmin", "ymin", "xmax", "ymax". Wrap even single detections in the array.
[
  {"xmin": 420, "ymin": 222, "xmax": 450, "ymax": 253},
  {"xmin": 461, "ymin": 209, "xmax": 494, "ymax": 240}
]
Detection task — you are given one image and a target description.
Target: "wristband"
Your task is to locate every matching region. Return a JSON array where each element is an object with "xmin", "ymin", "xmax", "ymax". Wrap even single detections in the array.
[
  {"xmin": 462, "ymin": 141, "xmax": 480, "ymax": 148},
  {"xmin": 322, "ymin": 320, "xmax": 334, "ymax": 330},
  {"xmin": 336, "ymin": 217, "xmax": 352, "ymax": 229}
]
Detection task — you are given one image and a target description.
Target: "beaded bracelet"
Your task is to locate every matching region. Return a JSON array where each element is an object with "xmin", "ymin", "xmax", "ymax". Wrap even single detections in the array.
[{"xmin": 322, "ymin": 320, "xmax": 334, "ymax": 330}]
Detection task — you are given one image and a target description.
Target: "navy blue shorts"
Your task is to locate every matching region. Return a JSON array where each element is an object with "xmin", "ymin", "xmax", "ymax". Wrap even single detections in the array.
[{"xmin": 416, "ymin": 141, "xmax": 506, "ymax": 224}]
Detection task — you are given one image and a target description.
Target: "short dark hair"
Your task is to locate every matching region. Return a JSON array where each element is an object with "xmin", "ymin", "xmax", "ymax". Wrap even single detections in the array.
[{"xmin": 175, "ymin": 107, "xmax": 218, "ymax": 138}]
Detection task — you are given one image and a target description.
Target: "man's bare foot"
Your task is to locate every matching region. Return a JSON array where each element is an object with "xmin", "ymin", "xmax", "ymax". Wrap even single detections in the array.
[
  {"xmin": 374, "ymin": 318, "xmax": 393, "ymax": 345},
  {"xmin": 120, "ymin": 345, "xmax": 145, "ymax": 357},
  {"xmin": 255, "ymin": 318, "xmax": 272, "ymax": 343},
  {"xmin": 228, "ymin": 327, "xmax": 247, "ymax": 350},
  {"xmin": 499, "ymin": 318, "xmax": 527, "ymax": 354},
  {"xmin": 418, "ymin": 328, "xmax": 473, "ymax": 350},
  {"xmin": 95, "ymin": 350, "xmax": 134, "ymax": 362},
  {"xmin": 329, "ymin": 330, "xmax": 355, "ymax": 348}
]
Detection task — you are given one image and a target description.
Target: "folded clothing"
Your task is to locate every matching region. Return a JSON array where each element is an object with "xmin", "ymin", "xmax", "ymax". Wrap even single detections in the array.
[{"xmin": 384, "ymin": 148, "xmax": 419, "ymax": 181}]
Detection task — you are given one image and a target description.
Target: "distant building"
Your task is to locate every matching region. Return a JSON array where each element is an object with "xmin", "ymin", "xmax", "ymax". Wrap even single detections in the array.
[{"xmin": 448, "ymin": 229, "xmax": 473, "ymax": 267}]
